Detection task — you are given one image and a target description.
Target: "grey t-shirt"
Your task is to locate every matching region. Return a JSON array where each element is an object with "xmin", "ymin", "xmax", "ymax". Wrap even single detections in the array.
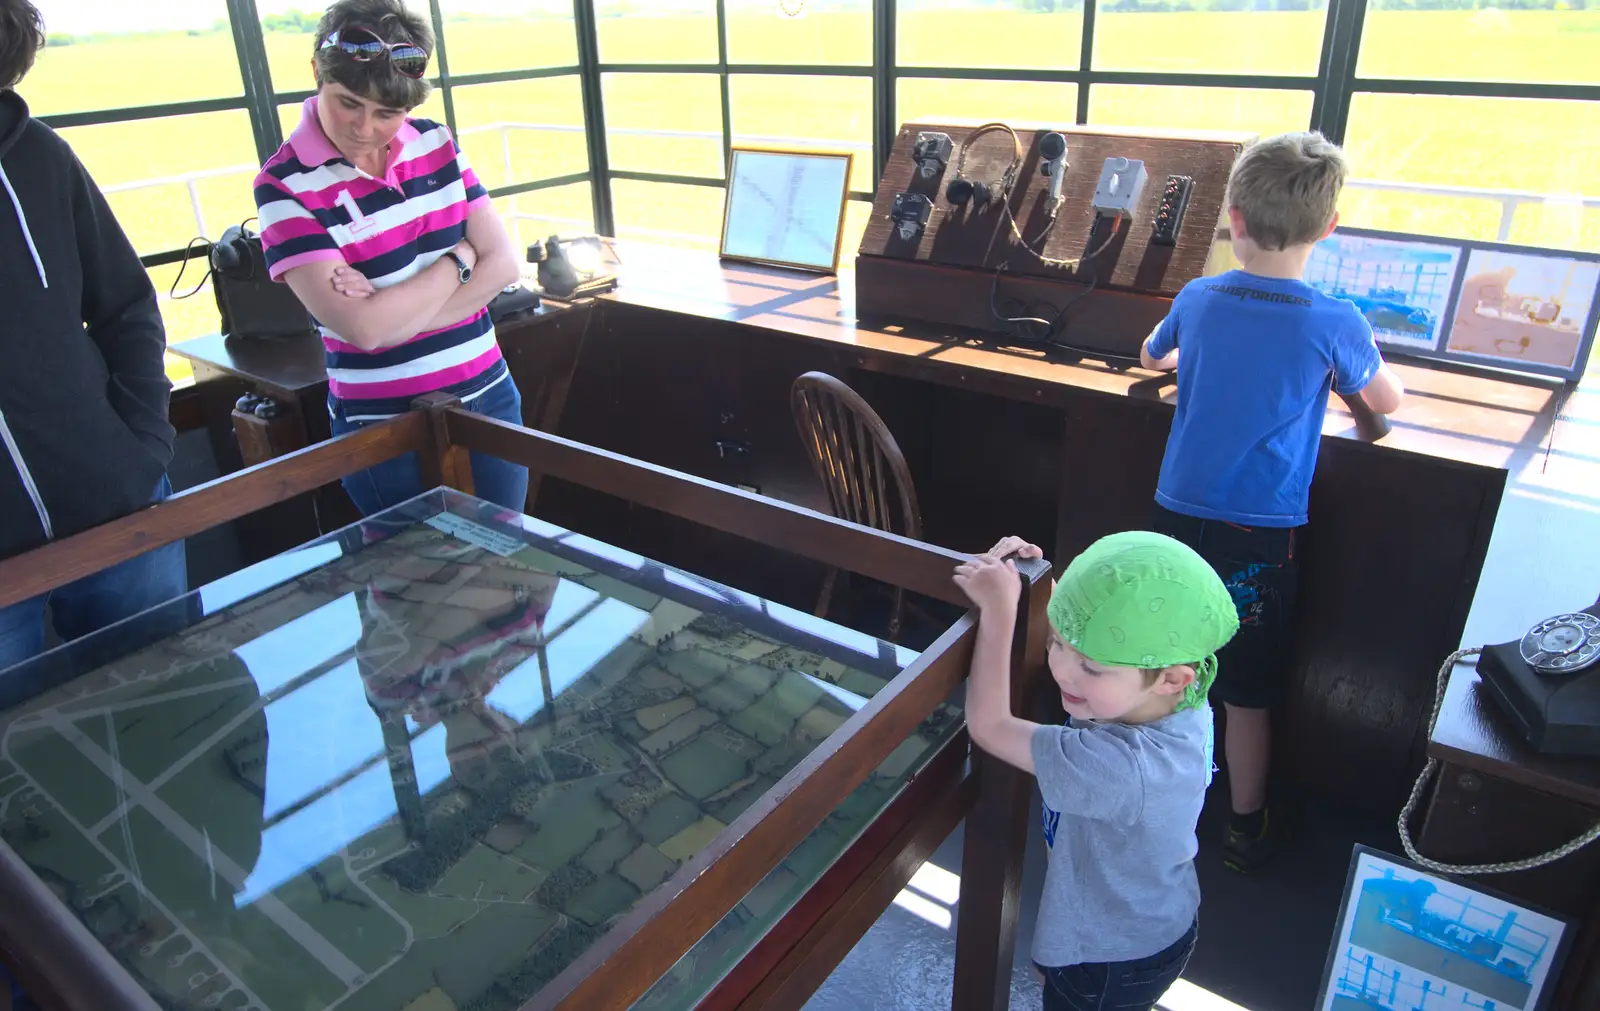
[{"xmin": 1028, "ymin": 704, "xmax": 1214, "ymax": 967}]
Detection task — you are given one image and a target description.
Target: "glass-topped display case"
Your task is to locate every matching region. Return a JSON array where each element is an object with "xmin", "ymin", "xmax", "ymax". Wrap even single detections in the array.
[
  {"xmin": 0, "ymin": 402, "xmax": 1049, "ymax": 1011},
  {"xmin": 0, "ymin": 491, "xmax": 965, "ymax": 1011}
]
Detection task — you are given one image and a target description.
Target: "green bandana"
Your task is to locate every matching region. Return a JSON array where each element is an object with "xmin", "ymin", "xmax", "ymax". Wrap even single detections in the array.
[{"xmin": 1046, "ymin": 531, "xmax": 1240, "ymax": 712}]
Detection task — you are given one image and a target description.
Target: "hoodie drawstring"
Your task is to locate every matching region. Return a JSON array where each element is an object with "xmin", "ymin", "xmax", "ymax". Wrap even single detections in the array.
[{"xmin": 0, "ymin": 161, "xmax": 47, "ymax": 288}]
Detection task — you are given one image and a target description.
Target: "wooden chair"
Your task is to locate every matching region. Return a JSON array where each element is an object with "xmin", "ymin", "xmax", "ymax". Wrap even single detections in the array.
[{"xmin": 790, "ymin": 371, "xmax": 924, "ymax": 641}]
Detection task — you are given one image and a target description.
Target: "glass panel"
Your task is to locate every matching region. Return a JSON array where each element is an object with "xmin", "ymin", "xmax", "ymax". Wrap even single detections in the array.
[
  {"xmin": 1088, "ymin": 85, "xmax": 1313, "ymax": 139},
  {"xmin": 437, "ymin": 0, "xmax": 580, "ymax": 73},
  {"xmin": 494, "ymin": 184, "xmax": 598, "ymax": 253},
  {"xmin": 24, "ymin": 0, "xmax": 241, "ymax": 115},
  {"xmin": 841, "ymin": 198, "xmax": 874, "ymax": 261},
  {"xmin": 604, "ymin": 73, "xmax": 725, "ymax": 179},
  {"xmin": 1093, "ymin": 7, "xmax": 1327, "ymax": 75},
  {"xmin": 595, "ymin": 1, "xmax": 718, "ymax": 64},
  {"xmin": 612, "ymin": 180, "xmax": 727, "ymax": 249},
  {"xmin": 453, "ymin": 77, "xmax": 590, "ymax": 189},
  {"xmin": 258, "ymin": 1, "xmax": 324, "ymax": 97},
  {"xmin": 897, "ymin": 79, "xmax": 1078, "ymax": 127},
  {"xmin": 0, "ymin": 490, "xmax": 951, "ymax": 1011},
  {"xmin": 728, "ymin": 75, "xmax": 874, "ymax": 193},
  {"xmin": 895, "ymin": 0, "xmax": 1083, "ymax": 70},
  {"xmin": 725, "ymin": 2, "xmax": 872, "ymax": 65},
  {"xmin": 152, "ymin": 258, "xmax": 223, "ymax": 385},
  {"xmin": 1341, "ymin": 94, "xmax": 1600, "ymax": 254},
  {"xmin": 55, "ymin": 112, "xmax": 257, "ymax": 255},
  {"xmin": 1357, "ymin": 8, "xmax": 1600, "ymax": 86}
]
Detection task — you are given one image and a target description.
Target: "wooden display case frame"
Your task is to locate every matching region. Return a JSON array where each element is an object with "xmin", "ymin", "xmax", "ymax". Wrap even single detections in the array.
[{"xmin": 0, "ymin": 395, "xmax": 1051, "ymax": 1011}]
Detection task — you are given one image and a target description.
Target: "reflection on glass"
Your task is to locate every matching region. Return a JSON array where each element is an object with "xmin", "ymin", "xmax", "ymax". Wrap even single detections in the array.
[{"xmin": 0, "ymin": 492, "xmax": 956, "ymax": 1011}]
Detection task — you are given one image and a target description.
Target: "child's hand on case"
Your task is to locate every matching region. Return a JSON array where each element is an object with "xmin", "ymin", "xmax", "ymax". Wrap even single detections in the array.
[
  {"xmin": 954, "ymin": 553, "xmax": 1022, "ymax": 616},
  {"xmin": 986, "ymin": 536, "xmax": 1043, "ymax": 561}
]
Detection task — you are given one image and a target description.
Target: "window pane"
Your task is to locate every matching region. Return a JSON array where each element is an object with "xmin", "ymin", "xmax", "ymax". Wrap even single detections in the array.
[
  {"xmin": 595, "ymin": 2, "xmax": 718, "ymax": 63},
  {"xmin": 1342, "ymin": 94, "xmax": 1600, "ymax": 253},
  {"xmin": 1357, "ymin": 9, "xmax": 1600, "ymax": 86},
  {"xmin": 258, "ymin": 1, "xmax": 322, "ymax": 96},
  {"xmin": 1093, "ymin": 8, "xmax": 1326, "ymax": 75},
  {"xmin": 437, "ymin": 1, "xmax": 579, "ymax": 73},
  {"xmin": 898, "ymin": 79, "xmax": 1078, "ymax": 127},
  {"xmin": 454, "ymin": 78, "xmax": 589, "ymax": 189},
  {"xmin": 1088, "ymin": 86, "xmax": 1312, "ymax": 138},
  {"xmin": 153, "ymin": 261, "xmax": 223, "ymax": 347},
  {"xmin": 841, "ymin": 199, "xmax": 873, "ymax": 263},
  {"xmin": 729, "ymin": 76, "xmax": 873, "ymax": 192},
  {"xmin": 604, "ymin": 74, "xmax": 724, "ymax": 178},
  {"xmin": 494, "ymin": 185, "xmax": 597, "ymax": 254},
  {"xmin": 611, "ymin": 181, "xmax": 725, "ymax": 250},
  {"xmin": 25, "ymin": 1, "xmax": 241, "ymax": 114},
  {"xmin": 896, "ymin": 1, "xmax": 1082, "ymax": 70},
  {"xmin": 58, "ymin": 112, "xmax": 257, "ymax": 255},
  {"xmin": 726, "ymin": 4, "xmax": 872, "ymax": 65}
]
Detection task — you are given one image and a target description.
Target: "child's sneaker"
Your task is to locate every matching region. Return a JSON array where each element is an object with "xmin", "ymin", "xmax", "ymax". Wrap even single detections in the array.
[{"xmin": 1222, "ymin": 804, "xmax": 1285, "ymax": 873}]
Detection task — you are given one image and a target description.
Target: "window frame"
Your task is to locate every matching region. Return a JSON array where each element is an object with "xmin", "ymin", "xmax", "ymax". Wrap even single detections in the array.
[{"xmin": 25, "ymin": 0, "xmax": 1600, "ymax": 274}]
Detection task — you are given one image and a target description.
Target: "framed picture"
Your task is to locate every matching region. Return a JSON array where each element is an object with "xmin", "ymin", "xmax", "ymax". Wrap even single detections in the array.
[
  {"xmin": 1316, "ymin": 846, "xmax": 1576, "ymax": 1011},
  {"xmin": 1304, "ymin": 228, "xmax": 1465, "ymax": 353},
  {"xmin": 1306, "ymin": 226, "xmax": 1600, "ymax": 383},
  {"xmin": 1444, "ymin": 244, "xmax": 1600, "ymax": 380},
  {"xmin": 720, "ymin": 147, "xmax": 853, "ymax": 274}
]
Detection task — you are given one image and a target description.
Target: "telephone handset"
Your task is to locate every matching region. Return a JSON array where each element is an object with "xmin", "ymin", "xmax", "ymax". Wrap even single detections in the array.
[{"xmin": 1399, "ymin": 602, "xmax": 1600, "ymax": 876}]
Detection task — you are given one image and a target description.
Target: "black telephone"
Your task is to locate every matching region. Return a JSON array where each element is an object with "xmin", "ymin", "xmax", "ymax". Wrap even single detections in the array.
[{"xmin": 1477, "ymin": 603, "xmax": 1600, "ymax": 756}]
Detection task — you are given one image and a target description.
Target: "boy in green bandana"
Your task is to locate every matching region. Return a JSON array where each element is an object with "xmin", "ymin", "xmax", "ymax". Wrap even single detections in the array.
[{"xmin": 953, "ymin": 531, "xmax": 1239, "ymax": 1011}]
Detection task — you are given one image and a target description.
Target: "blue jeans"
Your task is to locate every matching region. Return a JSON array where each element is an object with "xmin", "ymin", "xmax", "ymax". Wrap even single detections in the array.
[
  {"xmin": 1041, "ymin": 920, "xmax": 1197, "ymax": 1011},
  {"xmin": 0, "ymin": 475, "xmax": 188, "ymax": 673},
  {"xmin": 329, "ymin": 376, "xmax": 530, "ymax": 517}
]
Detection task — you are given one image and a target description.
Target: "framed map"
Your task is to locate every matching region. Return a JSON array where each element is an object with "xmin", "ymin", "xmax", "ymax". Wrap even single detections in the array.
[{"xmin": 720, "ymin": 148, "xmax": 853, "ymax": 273}]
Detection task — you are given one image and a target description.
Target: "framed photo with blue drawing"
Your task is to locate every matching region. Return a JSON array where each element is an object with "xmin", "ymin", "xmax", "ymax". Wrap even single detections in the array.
[
  {"xmin": 1316, "ymin": 846, "xmax": 1576, "ymax": 1011},
  {"xmin": 1305, "ymin": 227, "xmax": 1600, "ymax": 383}
]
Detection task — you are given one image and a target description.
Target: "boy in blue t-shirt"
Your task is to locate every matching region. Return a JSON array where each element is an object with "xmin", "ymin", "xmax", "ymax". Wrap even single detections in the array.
[{"xmin": 1139, "ymin": 131, "xmax": 1404, "ymax": 873}]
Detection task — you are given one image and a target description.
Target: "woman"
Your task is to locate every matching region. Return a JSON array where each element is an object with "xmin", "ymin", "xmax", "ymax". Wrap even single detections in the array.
[{"xmin": 254, "ymin": 0, "xmax": 526, "ymax": 516}]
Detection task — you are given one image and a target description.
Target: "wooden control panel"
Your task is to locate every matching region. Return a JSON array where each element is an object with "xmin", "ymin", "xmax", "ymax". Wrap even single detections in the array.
[
  {"xmin": 855, "ymin": 121, "xmax": 1253, "ymax": 354},
  {"xmin": 862, "ymin": 121, "xmax": 1251, "ymax": 292}
]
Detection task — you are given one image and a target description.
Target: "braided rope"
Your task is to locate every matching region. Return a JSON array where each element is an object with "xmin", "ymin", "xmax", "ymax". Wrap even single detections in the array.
[{"xmin": 1398, "ymin": 646, "xmax": 1600, "ymax": 875}]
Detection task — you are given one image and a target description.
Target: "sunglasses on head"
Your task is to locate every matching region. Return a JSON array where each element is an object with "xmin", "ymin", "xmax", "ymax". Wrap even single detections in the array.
[{"xmin": 320, "ymin": 26, "xmax": 429, "ymax": 79}]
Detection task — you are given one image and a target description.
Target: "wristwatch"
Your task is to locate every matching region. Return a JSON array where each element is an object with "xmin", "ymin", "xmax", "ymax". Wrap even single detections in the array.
[{"xmin": 444, "ymin": 250, "xmax": 473, "ymax": 284}]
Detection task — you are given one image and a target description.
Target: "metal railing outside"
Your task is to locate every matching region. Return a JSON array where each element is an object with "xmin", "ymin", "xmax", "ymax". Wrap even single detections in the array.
[{"xmin": 114, "ymin": 123, "xmax": 1598, "ymax": 255}]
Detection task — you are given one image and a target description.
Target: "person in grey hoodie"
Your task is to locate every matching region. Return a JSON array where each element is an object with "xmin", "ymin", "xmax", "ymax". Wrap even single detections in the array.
[{"xmin": 0, "ymin": 0, "xmax": 186, "ymax": 673}]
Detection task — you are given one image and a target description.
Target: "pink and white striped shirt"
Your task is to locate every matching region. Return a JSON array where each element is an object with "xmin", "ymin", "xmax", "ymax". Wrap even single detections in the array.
[{"xmin": 254, "ymin": 97, "xmax": 505, "ymax": 421}]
